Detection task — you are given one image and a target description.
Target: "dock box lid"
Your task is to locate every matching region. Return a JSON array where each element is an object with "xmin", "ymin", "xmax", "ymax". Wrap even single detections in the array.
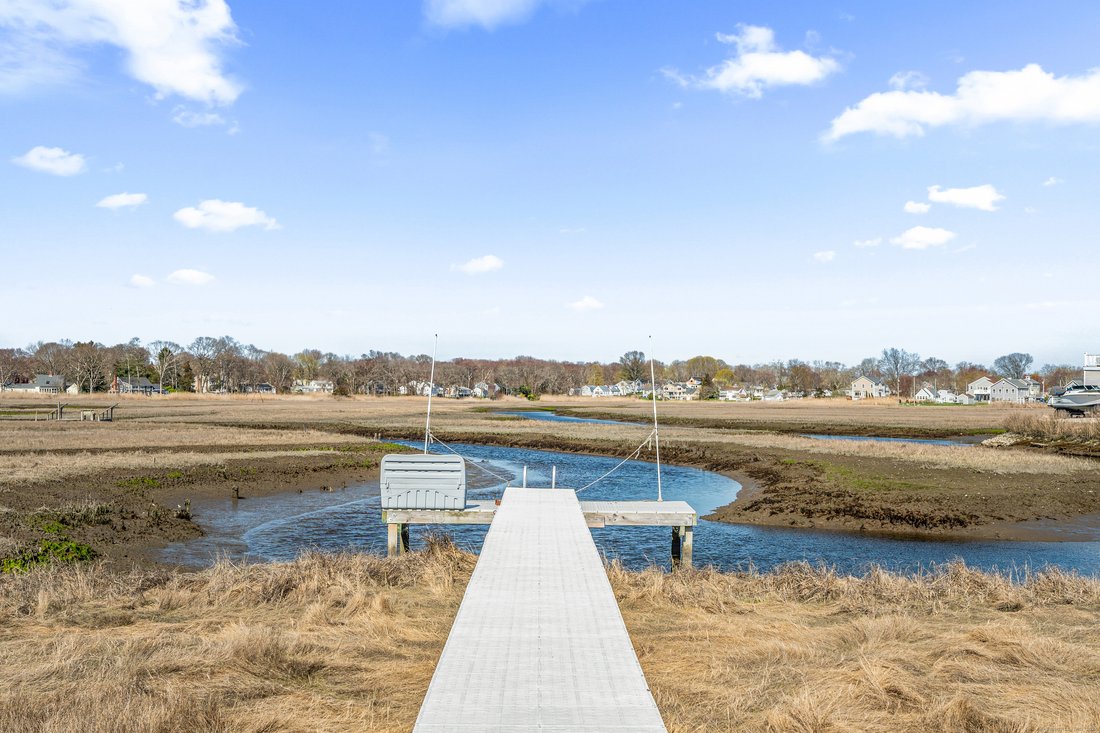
[{"xmin": 381, "ymin": 453, "xmax": 466, "ymax": 492}]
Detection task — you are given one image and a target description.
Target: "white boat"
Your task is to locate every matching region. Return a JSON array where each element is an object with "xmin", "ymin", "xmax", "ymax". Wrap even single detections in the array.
[{"xmin": 1049, "ymin": 385, "xmax": 1100, "ymax": 415}]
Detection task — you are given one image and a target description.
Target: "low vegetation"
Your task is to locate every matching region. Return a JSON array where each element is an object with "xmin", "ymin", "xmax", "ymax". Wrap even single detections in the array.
[
  {"xmin": 0, "ymin": 541, "xmax": 1097, "ymax": 732},
  {"xmin": 1004, "ymin": 412, "xmax": 1100, "ymax": 444}
]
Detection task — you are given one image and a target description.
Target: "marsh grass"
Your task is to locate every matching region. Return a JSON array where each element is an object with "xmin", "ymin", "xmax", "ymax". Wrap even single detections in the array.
[
  {"xmin": 1005, "ymin": 412, "xmax": 1100, "ymax": 443},
  {"xmin": 1, "ymin": 540, "xmax": 1097, "ymax": 732}
]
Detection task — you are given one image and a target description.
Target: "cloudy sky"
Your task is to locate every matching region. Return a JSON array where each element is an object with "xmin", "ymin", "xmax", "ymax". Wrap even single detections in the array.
[{"xmin": 1, "ymin": 1, "xmax": 1097, "ymax": 365}]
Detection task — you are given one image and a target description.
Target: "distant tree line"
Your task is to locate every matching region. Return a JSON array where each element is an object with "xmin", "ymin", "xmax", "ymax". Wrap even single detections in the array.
[{"xmin": 0, "ymin": 338, "xmax": 1081, "ymax": 397}]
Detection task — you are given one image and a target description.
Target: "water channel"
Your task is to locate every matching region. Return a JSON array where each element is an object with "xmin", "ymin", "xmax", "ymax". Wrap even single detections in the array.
[{"xmin": 162, "ymin": 441, "xmax": 1100, "ymax": 577}]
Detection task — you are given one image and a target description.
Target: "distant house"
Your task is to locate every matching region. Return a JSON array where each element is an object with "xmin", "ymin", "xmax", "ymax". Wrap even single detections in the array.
[
  {"xmin": 446, "ymin": 386, "xmax": 473, "ymax": 398},
  {"xmin": 4, "ymin": 374, "xmax": 65, "ymax": 394},
  {"xmin": 242, "ymin": 383, "xmax": 277, "ymax": 394},
  {"xmin": 293, "ymin": 379, "xmax": 335, "ymax": 394},
  {"xmin": 111, "ymin": 376, "xmax": 158, "ymax": 395},
  {"xmin": 616, "ymin": 380, "xmax": 644, "ymax": 396},
  {"xmin": 718, "ymin": 386, "xmax": 748, "ymax": 401},
  {"xmin": 990, "ymin": 378, "xmax": 1041, "ymax": 403},
  {"xmin": 850, "ymin": 376, "xmax": 889, "ymax": 400},
  {"xmin": 761, "ymin": 389, "xmax": 785, "ymax": 402},
  {"xmin": 662, "ymin": 383, "xmax": 688, "ymax": 400},
  {"xmin": 966, "ymin": 376, "xmax": 994, "ymax": 401},
  {"xmin": 1085, "ymin": 353, "xmax": 1100, "ymax": 387},
  {"xmin": 472, "ymin": 382, "xmax": 498, "ymax": 399},
  {"xmin": 914, "ymin": 385, "xmax": 937, "ymax": 401},
  {"xmin": 937, "ymin": 389, "xmax": 959, "ymax": 403}
]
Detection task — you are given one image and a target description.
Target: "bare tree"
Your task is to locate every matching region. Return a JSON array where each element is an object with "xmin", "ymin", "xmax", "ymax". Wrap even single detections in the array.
[
  {"xmin": 617, "ymin": 351, "xmax": 647, "ymax": 381},
  {"xmin": 878, "ymin": 347, "xmax": 921, "ymax": 397},
  {"xmin": 993, "ymin": 352, "xmax": 1034, "ymax": 379},
  {"xmin": 150, "ymin": 341, "xmax": 183, "ymax": 391}
]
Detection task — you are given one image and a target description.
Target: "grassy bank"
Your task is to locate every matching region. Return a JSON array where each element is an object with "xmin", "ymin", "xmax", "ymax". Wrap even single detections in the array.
[{"xmin": 1, "ymin": 540, "xmax": 1097, "ymax": 732}]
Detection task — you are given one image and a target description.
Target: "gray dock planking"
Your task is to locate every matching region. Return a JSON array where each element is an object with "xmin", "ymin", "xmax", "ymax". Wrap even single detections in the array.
[{"xmin": 412, "ymin": 488, "xmax": 669, "ymax": 732}]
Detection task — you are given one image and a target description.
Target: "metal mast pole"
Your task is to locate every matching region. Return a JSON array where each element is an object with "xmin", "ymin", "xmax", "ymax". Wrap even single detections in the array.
[
  {"xmin": 424, "ymin": 334, "xmax": 438, "ymax": 453},
  {"xmin": 649, "ymin": 336, "xmax": 663, "ymax": 502}
]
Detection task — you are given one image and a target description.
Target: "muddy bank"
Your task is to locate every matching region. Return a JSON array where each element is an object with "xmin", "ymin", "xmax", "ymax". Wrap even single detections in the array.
[{"xmin": 0, "ymin": 445, "xmax": 407, "ymax": 568}]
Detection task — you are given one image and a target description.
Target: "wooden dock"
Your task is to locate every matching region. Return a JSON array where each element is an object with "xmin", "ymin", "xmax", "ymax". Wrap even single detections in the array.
[
  {"xmin": 383, "ymin": 496, "xmax": 697, "ymax": 567},
  {"xmin": 412, "ymin": 487, "xmax": 669, "ymax": 732}
]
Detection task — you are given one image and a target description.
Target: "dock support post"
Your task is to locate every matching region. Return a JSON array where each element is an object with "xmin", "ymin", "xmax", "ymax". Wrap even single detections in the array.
[
  {"xmin": 671, "ymin": 526, "xmax": 682, "ymax": 568},
  {"xmin": 388, "ymin": 522, "xmax": 410, "ymax": 557},
  {"xmin": 682, "ymin": 526, "xmax": 693, "ymax": 569}
]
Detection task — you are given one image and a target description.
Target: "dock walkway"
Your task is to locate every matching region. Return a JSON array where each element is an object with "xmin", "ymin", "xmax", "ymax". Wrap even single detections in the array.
[{"xmin": 412, "ymin": 487, "xmax": 668, "ymax": 732}]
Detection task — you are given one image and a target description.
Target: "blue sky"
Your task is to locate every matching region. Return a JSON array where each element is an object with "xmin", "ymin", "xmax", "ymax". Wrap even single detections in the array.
[{"xmin": 2, "ymin": 0, "xmax": 1098, "ymax": 365}]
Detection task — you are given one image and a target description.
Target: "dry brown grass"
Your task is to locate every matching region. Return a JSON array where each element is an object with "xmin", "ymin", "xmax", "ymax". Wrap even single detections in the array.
[
  {"xmin": 1005, "ymin": 412, "xmax": 1100, "ymax": 443},
  {"xmin": 1, "ymin": 543, "xmax": 1097, "ymax": 732},
  {"xmin": 702, "ymin": 432, "xmax": 1093, "ymax": 475},
  {"xmin": 0, "ymin": 449, "xmax": 343, "ymax": 486},
  {"xmin": 0, "ymin": 538, "xmax": 475, "ymax": 733},
  {"xmin": 0, "ymin": 422, "xmax": 366, "ymax": 453}
]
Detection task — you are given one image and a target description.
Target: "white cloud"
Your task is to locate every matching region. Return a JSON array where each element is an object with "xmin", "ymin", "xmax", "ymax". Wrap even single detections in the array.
[
  {"xmin": 166, "ymin": 269, "xmax": 215, "ymax": 286},
  {"xmin": 425, "ymin": 0, "xmax": 564, "ymax": 29},
  {"xmin": 172, "ymin": 106, "xmax": 226, "ymax": 127},
  {"xmin": 888, "ymin": 70, "xmax": 929, "ymax": 91},
  {"xmin": 826, "ymin": 64, "xmax": 1100, "ymax": 141},
  {"xmin": 173, "ymin": 199, "xmax": 279, "ymax": 232},
  {"xmin": 663, "ymin": 24, "xmax": 839, "ymax": 99},
  {"xmin": 812, "ymin": 250, "xmax": 835, "ymax": 263},
  {"xmin": 853, "ymin": 237, "xmax": 881, "ymax": 248},
  {"xmin": 569, "ymin": 295, "xmax": 604, "ymax": 312},
  {"xmin": 903, "ymin": 200, "xmax": 930, "ymax": 214},
  {"xmin": 97, "ymin": 192, "xmax": 148, "ymax": 209},
  {"xmin": 0, "ymin": 0, "xmax": 242, "ymax": 105},
  {"xmin": 1024, "ymin": 206, "xmax": 1039, "ymax": 215},
  {"xmin": 1042, "ymin": 176, "xmax": 1062, "ymax": 187},
  {"xmin": 129, "ymin": 273, "xmax": 155, "ymax": 288},
  {"xmin": 12, "ymin": 145, "xmax": 85, "ymax": 175},
  {"xmin": 455, "ymin": 254, "xmax": 504, "ymax": 274},
  {"xmin": 890, "ymin": 226, "xmax": 957, "ymax": 250},
  {"xmin": 927, "ymin": 184, "xmax": 1004, "ymax": 211}
]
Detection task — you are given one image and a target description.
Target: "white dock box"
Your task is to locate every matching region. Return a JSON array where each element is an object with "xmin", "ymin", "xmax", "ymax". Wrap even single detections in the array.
[{"xmin": 380, "ymin": 453, "xmax": 467, "ymax": 510}]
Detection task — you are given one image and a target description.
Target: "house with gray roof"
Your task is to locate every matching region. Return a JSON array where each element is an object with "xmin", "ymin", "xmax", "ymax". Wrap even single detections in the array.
[
  {"xmin": 2, "ymin": 374, "xmax": 65, "ymax": 394},
  {"xmin": 990, "ymin": 378, "xmax": 1041, "ymax": 403}
]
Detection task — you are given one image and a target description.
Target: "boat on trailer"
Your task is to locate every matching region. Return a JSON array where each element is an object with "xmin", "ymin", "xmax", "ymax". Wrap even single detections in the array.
[{"xmin": 1049, "ymin": 385, "xmax": 1100, "ymax": 416}]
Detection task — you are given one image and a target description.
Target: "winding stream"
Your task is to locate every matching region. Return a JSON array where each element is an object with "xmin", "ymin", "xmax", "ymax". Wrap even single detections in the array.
[{"xmin": 161, "ymin": 442, "xmax": 1100, "ymax": 576}]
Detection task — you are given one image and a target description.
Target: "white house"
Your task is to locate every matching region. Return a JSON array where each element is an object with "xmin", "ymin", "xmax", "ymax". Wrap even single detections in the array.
[
  {"xmin": 990, "ymin": 378, "xmax": 1041, "ymax": 403},
  {"xmin": 850, "ymin": 376, "xmax": 889, "ymax": 400},
  {"xmin": 914, "ymin": 385, "xmax": 937, "ymax": 401},
  {"xmin": 3, "ymin": 374, "xmax": 65, "ymax": 394},
  {"xmin": 937, "ymin": 389, "xmax": 959, "ymax": 403},
  {"xmin": 1085, "ymin": 353, "xmax": 1100, "ymax": 387},
  {"xmin": 294, "ymin": 379, "xmax": 335, "ymax": 394},
  {"xmin": 966, "ymin": 376, "xmax": 994, "ymax": 401},
  {"xmin": 761, "ymin": 389, "xmax": 785, "ymax": 402},
  {"xmin": 718, "ymin": 386, "xmax": 748, "ymax": 401},
  {"xmin": 472, "ymin": 382, "xmax": 498, "ymax": 398}
]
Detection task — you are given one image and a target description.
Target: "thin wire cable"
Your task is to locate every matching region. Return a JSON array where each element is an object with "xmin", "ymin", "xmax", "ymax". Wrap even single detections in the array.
[
  {"xmin": 427, "ymin": 431, "xmax": 514, "ymax": 484},
  {"xmin": 575, "ymin": 429, "xmax": 655, "ymax": 494}
]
